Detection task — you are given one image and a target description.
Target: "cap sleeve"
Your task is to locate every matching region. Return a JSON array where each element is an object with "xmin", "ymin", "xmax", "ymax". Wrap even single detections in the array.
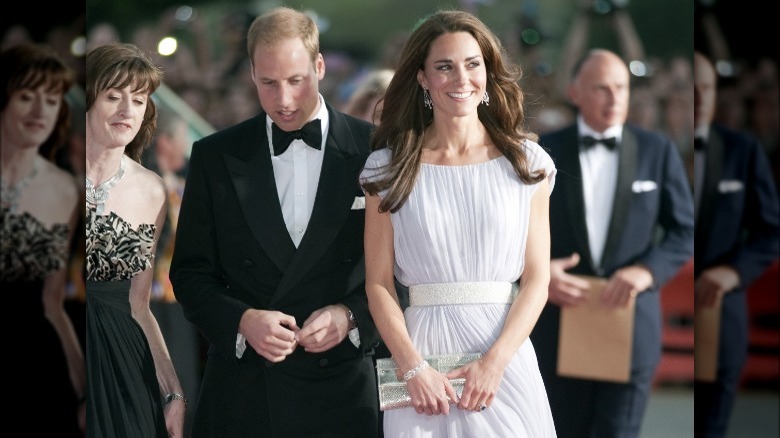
[
  {"xmin": 359, "ymin": 148, "xmax": 392, "ymax": 198},
  {"xmin": 523, "ymin": 139, "xmax": 557, "ymax": 195}
]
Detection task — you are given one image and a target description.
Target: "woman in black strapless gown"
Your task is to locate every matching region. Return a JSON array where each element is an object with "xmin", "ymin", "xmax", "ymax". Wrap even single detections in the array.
[
  {"xmin": 1, "ymin": 44, "xmax": 84, "ymax": 436},
  {"xmin": 84, "ymin": 42, "xmax": 185, "ymax": 438},
  {"xmin": 85, "ymin": 205, "xmax": 169, "ymax": 437}
]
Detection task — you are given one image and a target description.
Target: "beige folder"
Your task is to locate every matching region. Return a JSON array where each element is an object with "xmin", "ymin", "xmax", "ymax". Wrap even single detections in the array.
[
  {"xmin": 694, "ymin": 295, "xmax": 722, "ymax": 382},
  {"xmin": 557, "ymin": 275, "xmax": 635, "ymax": 383}
]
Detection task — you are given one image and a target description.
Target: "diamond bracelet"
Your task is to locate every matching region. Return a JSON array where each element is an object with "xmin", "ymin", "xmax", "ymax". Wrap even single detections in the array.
[{"xmin": 403, "ymin": 360, "xmax": 430, "ymax": 381}]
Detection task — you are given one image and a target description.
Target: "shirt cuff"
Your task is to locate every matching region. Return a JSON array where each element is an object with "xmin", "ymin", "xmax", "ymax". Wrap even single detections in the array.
[
  {"xmin": 348, "ymin": 327, "xmax": 361, "ymax": 348},
  {"xmin": 236, "ymin": 333, "xmax": 246, "ymax": 359}
]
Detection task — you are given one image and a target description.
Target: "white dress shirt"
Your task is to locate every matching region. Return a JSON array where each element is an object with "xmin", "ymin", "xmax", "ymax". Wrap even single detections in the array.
[
  {"xmin": 266, "ymin": 94, "xmax": 329, "ymax": 247},
  {"xmin": 577, "ymin": 116, "xmax": 622, "ymax": 268}
]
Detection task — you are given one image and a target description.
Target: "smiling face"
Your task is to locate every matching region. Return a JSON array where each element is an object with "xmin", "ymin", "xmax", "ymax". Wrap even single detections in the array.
[
  {"xmin": 250, "ymin": 37, "xmax": 324, "ymax": 131},
  {"xmin": 417, "ymin": 31, "xmax": 487, "ymax": 119},
  {"xmin": 0, "ymin": 84, "xmax": 62, "ymax": 150},
  {"xmin": 87, "ymin": 84, "xmax": 148, "ymax": 150}
]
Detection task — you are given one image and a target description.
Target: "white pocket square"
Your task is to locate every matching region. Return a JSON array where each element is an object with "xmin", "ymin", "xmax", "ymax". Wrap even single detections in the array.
[
  {"xmin": 718, "ymin": 180, "xmax": 744, "ymax": 193},
  {"xmin": 351, "ymin": 196, "xmax": 366, "ymax": 210},
  {"xmin": 631, "ymin": 180, "xmax": 658, "ymax": 193}
]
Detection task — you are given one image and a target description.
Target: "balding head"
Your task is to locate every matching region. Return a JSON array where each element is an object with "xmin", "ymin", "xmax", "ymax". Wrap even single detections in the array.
[{"xmin": 567, "ymin": 49, "xmax": 630, "ymax": 132}]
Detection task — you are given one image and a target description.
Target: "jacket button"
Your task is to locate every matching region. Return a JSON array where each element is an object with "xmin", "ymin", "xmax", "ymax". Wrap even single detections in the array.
[
  {"xmin": 243, "ymin": 259, "xmax": 253, "ymax": 267},
  {"xmin": 342, "ymin": 258, "xmax": 353, "ymax": 264},
  {"xmin": 319, "ymin": 358, "xmax": 329, "ymax": 367}
]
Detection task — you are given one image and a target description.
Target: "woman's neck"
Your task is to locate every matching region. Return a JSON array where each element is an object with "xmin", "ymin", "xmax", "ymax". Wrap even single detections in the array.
[
  {"xmin": 1, "ymin": 146, "xmax": 39, "ymax": 185},
  {"xmin": 427, "ymin": 116, "xmax": 487, "ymax": 154},
  {"xmin": 86, "ymin": 145, "xmax": 127, "ymax": 186}
]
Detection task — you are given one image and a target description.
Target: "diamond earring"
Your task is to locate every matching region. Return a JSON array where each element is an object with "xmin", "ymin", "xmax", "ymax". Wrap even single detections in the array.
[
  {"xmin": 423, "ymin": 88, "xmax": 432, "ymax": 109},
  {"xmin": 481, "ymin": 90, "xmax": 490, "ymax": 106}
]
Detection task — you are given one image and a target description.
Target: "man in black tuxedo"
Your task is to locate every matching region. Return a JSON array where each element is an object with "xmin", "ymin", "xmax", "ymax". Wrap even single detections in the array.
[
  {"xmin": 693, "ymin": 51, "xmax": 780, "ymax": 438},
  {"xmin": 169, "ymin": 7, "xmax": 380, "ymax": 437},
  {"xmin": 530, "ymin": 49, "xmax": 695, "ymax": 437}
]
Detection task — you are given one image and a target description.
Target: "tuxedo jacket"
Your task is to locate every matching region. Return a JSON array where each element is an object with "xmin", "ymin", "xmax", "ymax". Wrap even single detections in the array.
[
  {"xmin": 169, "ymin": 104, "xmax": 379, "ymax": 437},
  {"xmin": 531, "ymin": 123, "xmax": 694, "ymax": 371},
  {"xmin": 696, "ymin": 124, "xmax": 780, "ymax": 368}
]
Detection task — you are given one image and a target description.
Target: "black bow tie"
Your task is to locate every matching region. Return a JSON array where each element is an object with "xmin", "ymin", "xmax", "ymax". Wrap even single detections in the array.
[
  {"xmin": 694, "ymin": 137, "xmax": 706, "ymax": 151},
  {"xmin": 272, "ymin": 119, "xmax": 322, "ymax": 156},
  {"xmin": 581, "ymin": 135, "xmax": 617, "ymax": 150}
]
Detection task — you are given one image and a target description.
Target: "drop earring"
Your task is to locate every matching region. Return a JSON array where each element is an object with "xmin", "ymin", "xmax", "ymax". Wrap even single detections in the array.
[
  {"xmin": 423, "ymin": 88, "xmax": 432, "ymax": 110},
  {"xmin": 481, "ymin": 90, "xmax": 490, "ymax": 106}
]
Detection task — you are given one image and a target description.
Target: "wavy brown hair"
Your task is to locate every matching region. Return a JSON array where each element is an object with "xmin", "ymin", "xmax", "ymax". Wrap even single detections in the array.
[
  {"xmin": 362, "ymin": 10, "xmax": 544, "ymax": 213},
  {"xmin": 1, "ymin": 43, "xmax": 74, "ymax": 160},
  {"xmin": 85, "ymin": 42, "xmax": 162, "ymax": 162}
]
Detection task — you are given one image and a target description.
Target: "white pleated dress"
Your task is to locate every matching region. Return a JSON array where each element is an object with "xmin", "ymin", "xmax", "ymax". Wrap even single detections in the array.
[{"xmin": 360, "ymin": 140, "xmax": 558, "ymax": 437}]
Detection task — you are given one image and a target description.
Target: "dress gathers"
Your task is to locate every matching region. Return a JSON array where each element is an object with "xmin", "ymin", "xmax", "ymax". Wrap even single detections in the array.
[{"xmin": 360, "ymin": 141, "xmax": 558, "ymax": 437}]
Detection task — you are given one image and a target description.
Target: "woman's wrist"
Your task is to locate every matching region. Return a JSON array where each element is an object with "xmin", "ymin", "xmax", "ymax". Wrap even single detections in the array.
[
  {"xmin": 403, "ymin": 359, "xmax": 430, "ymax": 381},
  {"xmin": 164, "ymin": 392, "xmax": 188, "ymax": 408}
]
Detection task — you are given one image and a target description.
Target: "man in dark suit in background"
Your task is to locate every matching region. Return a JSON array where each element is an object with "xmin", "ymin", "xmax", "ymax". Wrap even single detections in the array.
[
  {"xmin": 692, "ymin": 50, "xmax": 780, "ymax": 438},
  {"xmin": 530, "ymin": 49, "xmax": 695, "ymax": 437},
  {"xmin": 169, "ymin": 7, "xmax": 380, "ymax": 437}
]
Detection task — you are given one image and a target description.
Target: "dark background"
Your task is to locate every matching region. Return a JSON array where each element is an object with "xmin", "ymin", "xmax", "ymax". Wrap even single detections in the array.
[
  {"xmin": 5, "ymin": 1, "xmax": 774, "ymax": 65},
  {"xmin": 694, "ymin": 0, "xmax": 778, "ymax": 63},
  {"xmin": 1, "ymin": 4, "xmax": 85, "ymax": 43}
]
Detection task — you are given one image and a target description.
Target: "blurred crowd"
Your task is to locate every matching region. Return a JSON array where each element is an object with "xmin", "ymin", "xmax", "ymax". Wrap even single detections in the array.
[
  {"xmin": 5, "ymin": 5, "xmax": 775, "ymax": 185},
  {"xmin": 93, "ymin": 6, "xmax": 776, "ymax": 174}
]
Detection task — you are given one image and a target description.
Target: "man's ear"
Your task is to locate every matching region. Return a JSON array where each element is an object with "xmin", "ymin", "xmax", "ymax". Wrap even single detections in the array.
[
  {"xmin": 565, "ymin": 83, "xmax": 578, "ymax": 106},
  {"xmin": 315, "ymin": 53, "xmax": 326, "ymax": 80},
  {"xmin": 249, "ymin": 63, "xmax": 256, "ymax": 83}
]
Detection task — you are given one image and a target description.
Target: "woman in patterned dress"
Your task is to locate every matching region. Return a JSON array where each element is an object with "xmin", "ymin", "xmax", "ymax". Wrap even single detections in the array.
[
  {"xmin": 84, "ymin": 42, "xmax": 185, "ymax": 438},
  {"xmin": 1, "ymin": 42, "xmax": 84, "ymax": 437}
]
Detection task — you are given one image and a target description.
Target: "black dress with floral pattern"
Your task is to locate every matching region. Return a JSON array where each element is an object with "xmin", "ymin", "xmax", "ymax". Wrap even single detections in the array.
[
  {"xmin": 85, "ymin": 205, "xmax": 167, "ymax": 438},
  {"xmin": 1, "ymin": 207, "xmax": 81, "ymax": 436}
]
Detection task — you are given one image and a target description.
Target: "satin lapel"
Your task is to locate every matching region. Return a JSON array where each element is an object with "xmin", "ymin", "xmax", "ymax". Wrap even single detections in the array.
[
  {"xmin": 561, "ymin": 128, "xmax": 595, "ymax": 269},
  {"xmin": 601, "ymin": 126, "xmax": 637, "ymax": 272},
  {"xmin": 224, "ymin": 115, "xmax": 295, "ymax": 272},
  {"xmin": 272, "ymin": 107, "xmax": 364, "ymax": 300},
  {"xmin": 695, "ymin": 130, "xmax": 723, "ymax": 257}
]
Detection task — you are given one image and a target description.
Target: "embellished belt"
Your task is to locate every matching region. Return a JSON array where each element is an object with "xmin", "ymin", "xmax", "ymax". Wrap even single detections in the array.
[{"xmin": 408, "ymin": 281, "xmax": 517, "ymax": 306}]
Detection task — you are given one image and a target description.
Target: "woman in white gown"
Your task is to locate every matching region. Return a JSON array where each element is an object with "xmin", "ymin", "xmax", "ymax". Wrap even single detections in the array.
[{"xmin": 360, "ymin": 10, "xmax": 557, "ymax": 437}]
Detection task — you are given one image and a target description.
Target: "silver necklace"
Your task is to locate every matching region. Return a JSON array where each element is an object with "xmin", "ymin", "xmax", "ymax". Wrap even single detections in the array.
[
  {"xmin": 86, "ymin": 155, "xmax": 125, "ymax": 215},
  {"xmin": 1, "ymin": 158, "xmax": 40, "ymax": 214}
]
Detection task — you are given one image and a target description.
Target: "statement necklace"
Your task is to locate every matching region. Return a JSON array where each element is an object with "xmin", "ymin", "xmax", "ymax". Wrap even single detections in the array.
[
  {"xmin": 86, "ymin": 156, "xmax": 125, "ymax": 215},
  {"xmin": 1, "ymin": 158, "xmax": 40, "ymax": 214}
]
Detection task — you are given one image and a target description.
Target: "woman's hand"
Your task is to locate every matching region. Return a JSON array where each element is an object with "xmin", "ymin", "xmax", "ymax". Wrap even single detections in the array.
[
  {"xmin": 164, "ymin": 398, "xmax": 186, "ymax": 437},
  {"xmin": 447, "ymin": 356, "xmax": 504, "ymax": 412},
  {"xmin": 406, "ymin": 366, "xmax": 459, "ymax": 416}
]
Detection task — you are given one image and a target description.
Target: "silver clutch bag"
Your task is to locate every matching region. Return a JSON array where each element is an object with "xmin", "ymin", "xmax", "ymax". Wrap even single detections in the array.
[{"xmin": 376, "ymin": 352, "xmax": 482, "ymax": 411}]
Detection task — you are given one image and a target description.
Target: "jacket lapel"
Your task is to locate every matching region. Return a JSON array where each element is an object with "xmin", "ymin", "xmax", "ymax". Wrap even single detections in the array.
[
  {"xmin": 272, "ymin": 105, "xmax": 365, "ymax": 300},
  {"xmin": 600, "ymin": 126, "xmax": 637, "ymax": 272},
  {"xmin": 695, "ymin": 129, "xmax": 724, "ymax": 258},
  {"xmin": 560, "ymin": 127, "xmax": 595, "ymax": 269},
  {"xmin": 224, "ymin": 115, "xmax": 296, "ymax": 273}
]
